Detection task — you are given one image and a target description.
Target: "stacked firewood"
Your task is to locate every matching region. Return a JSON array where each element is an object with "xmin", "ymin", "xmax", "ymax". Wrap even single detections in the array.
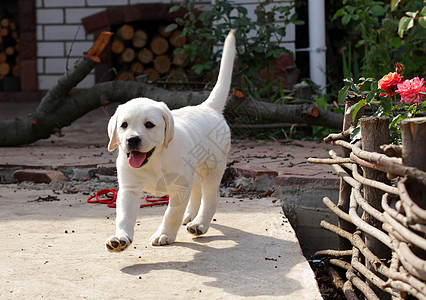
[
  {"xmin": 0, "ymin": 18, "xmax": 20, "ymax": 85},
  {"xmin": 111, "ymin": 23, "xmax": 188, "ymax": 82}
]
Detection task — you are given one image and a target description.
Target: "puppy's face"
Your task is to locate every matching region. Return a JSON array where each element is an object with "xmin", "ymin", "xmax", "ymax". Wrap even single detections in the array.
[{"xmin": 107, "ymin": 98, "xmax": 174, "ymax": 168}]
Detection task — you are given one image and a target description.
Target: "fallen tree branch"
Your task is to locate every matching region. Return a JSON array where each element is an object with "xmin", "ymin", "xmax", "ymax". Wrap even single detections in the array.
[{"xmin": 0, "ymin": 35, "xmax": 344, "ymax": 146}]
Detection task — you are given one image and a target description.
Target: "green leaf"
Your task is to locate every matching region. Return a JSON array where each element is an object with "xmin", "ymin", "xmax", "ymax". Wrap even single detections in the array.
[
  {"xmin": 370, "ymin": 5, "xmax": 385, "ymax": 16},
  {"xmin": 342, "ymin": 14, "xmax": 352, "ymax": 25},
  {"xmin": 169, "ymin": 5, "xmax": 180, "ymax": 13},
  {"xmin": 236, "ymin": 6, "xmax": 248, "ymax": 15},
  {"xmin": 406, "ymin": 11, "xmax": 418, "ymax": 18},
  {"xmin": 398, "ymin": 16, "xmax": 414, "ymax": 38},
  {"xmin": 333, "ymin": 8, "xmax": 345, "ymax": 20},
  {"xmin": 338, "ymin": 85, "xmax": 350, "ymax": 103},
  {"xmin": 165, "ymin": 23, "xmax": 178, "ymax": 33},
  {"xmin": 314, "ymin": 96, "xmax": 327, "ymax": 110},
  {"xmin": 379, "ymin": 96, "xmax": 392, "ymax": 116},
  {"xmin": 365, "ymin": 90, "xmax": 376, "ymax": 104},
  {"xmin": 419, "ymin": 16, "xmax": 426, "ymax": 28},
  {"xmin": 391, "ymin": 37, "xmax": 402, "ymax": 48},
  {"xmin": 352, "ymin": 83, "xmax": 364, "ymax": 94},
  {"xmin": 390, "ymin": 114, "xmax": 403, "ymax": 126},
  {"xmin": 173, "ymin": 48, "xmax": 185, "ymax": 55},
  {"xmin": 350, "ymin": 99, "xmax": 367, "ymax": 121},
  {"xmin": 192, "ymin": 64, "xmax": 204, "ymax": 75},
  {"xmin": 346, "ymin": 6, "xmax": 356, "ymax": 14},
  {"xmin": 391, "ymin": 0, "xmax": 401, "ymax": 11},
  {"xmin": 350, "ymin": 125, "xmax": 361, "ymax": 142}
]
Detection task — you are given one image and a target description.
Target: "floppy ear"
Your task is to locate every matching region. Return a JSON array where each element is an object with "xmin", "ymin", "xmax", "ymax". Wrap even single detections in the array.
[
  {"xmin": 160, "ymin": 103, "xmax": 174, "ymax": 148},
  {"xmin": 107, "ymin": 111, "xmax": 119, "ymax": 151}
]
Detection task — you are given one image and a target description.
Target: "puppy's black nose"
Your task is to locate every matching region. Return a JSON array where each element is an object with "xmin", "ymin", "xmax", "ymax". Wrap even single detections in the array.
[{"xmin": 127, "ymin": 136, "xmax": 141, "ymax": 149}]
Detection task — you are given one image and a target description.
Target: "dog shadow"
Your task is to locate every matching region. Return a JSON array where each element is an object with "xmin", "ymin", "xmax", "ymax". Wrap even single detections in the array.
[{"xmin": 121, "ymin": 223, "xmax": 308, "ymax": 297}]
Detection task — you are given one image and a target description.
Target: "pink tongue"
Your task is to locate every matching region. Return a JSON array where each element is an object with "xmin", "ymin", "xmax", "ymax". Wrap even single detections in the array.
[{"xmin": 128, "ymin": 151, "xmax": 147, "ymax": 168}]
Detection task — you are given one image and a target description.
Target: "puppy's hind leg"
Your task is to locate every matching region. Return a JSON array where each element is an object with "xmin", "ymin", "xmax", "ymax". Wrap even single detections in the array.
[
  {"xmin": 150, "ymin": 185, "xmax": 191, "ymax": 246},
  {"xmin": 183, "ymin": 177, "xmax": 201, "ymax": 225},
  {"xmin": 186, "ymin": 171, "xmax": 222, "ymax": 236}
]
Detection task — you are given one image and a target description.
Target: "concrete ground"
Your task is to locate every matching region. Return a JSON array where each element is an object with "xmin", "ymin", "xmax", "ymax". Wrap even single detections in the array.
[
  {"xmin": 0, "ymin": 102, "xmax": 340, "ymax": 298},
  {"xmin": 0, "ymin": 184, "xmax": 321, "ymax": 299}
]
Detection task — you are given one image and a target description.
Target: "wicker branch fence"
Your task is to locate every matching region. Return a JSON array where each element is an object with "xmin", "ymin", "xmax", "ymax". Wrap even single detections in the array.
[{"xmin": 308, "ymin": 109, "xmax": 426, "ymax": 300}]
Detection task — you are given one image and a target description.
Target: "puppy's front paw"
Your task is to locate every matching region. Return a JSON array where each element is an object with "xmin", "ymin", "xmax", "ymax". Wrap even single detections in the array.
[
  {"xmin": 149, "ymin": 232, "xmax": 175, "ymax": 246},
  {"xmin": 182, "ymin": 213, "xmax": 195, "ymax": 225},
  {"xmin": 105, "ymin": 235, "xmax": 132, "ymax": 252},
  {"xmin": 186, "ymin": 222, "xmax": 208, "ymax": 236}
]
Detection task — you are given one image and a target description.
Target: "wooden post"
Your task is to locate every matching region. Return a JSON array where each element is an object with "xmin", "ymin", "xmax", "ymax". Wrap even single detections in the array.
[
  {"xmin": 360, "ymin": 116, "xmax": 391, "ymax": 300},
  {"xmin": 401, "ymin": 117, "xmax": 426, "ymax": 209},
  {"xmin": 337, "ymin": 92, "xmax": 363, "ymax": 251},
  {"xmin": 401, "ymin": 117, "xmax": 426, "ymax": 172}
]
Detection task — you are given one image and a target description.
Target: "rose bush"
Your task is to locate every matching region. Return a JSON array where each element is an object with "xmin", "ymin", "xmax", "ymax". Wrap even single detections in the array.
[{"xmin": 339, "ymin": 64, "xmax": 426, "ymax": 143}]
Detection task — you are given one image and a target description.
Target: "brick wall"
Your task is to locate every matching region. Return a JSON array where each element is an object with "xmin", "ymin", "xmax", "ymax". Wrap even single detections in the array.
[{"xmin": 35, "ymin": 0, "xmax": 295, "ymax": 91}]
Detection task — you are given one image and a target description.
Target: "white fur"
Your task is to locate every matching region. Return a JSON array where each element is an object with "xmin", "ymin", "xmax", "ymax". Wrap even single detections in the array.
[{"xmin": 105, "ymin": 30, "xmax": 236, "ymax": 252}]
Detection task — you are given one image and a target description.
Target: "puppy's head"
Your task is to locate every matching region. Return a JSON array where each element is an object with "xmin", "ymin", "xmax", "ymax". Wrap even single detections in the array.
[{"xmin": 107, "ymin": 98, "xmax": 174, "ymax": 168}]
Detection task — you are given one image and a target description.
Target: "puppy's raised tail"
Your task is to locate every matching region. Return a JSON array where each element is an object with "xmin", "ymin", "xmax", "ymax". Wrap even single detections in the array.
[{"xmin": 202, "ymin": 30, "xmax": 236, "ymax": 113}]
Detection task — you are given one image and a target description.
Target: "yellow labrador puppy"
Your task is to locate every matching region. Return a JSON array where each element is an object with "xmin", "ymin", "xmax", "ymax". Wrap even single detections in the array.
[{"xmin": 105, "ymin": 30, "xmax": 236, "ymax": 252}]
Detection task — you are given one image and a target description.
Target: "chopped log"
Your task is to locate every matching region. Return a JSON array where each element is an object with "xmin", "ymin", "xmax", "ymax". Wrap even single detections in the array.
[
  {"xmin": 150, "ymin": 36, "xmax": 169, "ymax": 55},
  {"xmin": 5, "ymin": 46, "xmax": 14, "ymax": 56},
  {"xmin": 138, "ymin": 48, "xmax": 153, "ymax": 64},
  {"xmin": 0, "ymin": 62, "xmax": 10, "ymax": 76},
  {"xmin": 120, "ymin": 48, "xmax": 135, "ymax": 63},
  {"xmin": 12, "ymin": 65, "xmax": 19, "ymax": 77},
  {"xmin": 0, "ymin": 28, "xmax": 8, "ymax": 37},
  {"xmin": 117, "ymin": 71, "xmax": 135, "ymax": 81},
  {"xmin": 153, "ymin": 55, "xmax": 171, "ymax": 74},
  {"xmin": 1, "ymin": 18, "xmax": 10, "ymax": 27},
  {"xmin": 143, "ymin": 68, "xmax": 160, "ymax": 81},
  {"xmin": 169, "ymin": 30, "xmax": 186, "ymax": 48},
  {"xmin": 0, "ymin": 53, "xmax": 6, "ymax": 63},
  {"xmin": 15, "ymin": 43, "xmax": 20, "ymax": 53},
  {"xmin": 111, "ymin": 40, "xmax": 125, "ymax": 54},
  {"xmin": 9, "ymin": 22, "xmax": 16, "ymax": 30},
  {"xmin": 130, "ymin": 62, "xmax": 144, "ymax": 75},
  {"xmin": 172, "ymin": 50, "xmax": 187, "ymax": 66},
  {"xmin": 119, "ymin": 24, "xmax": 134, "ymax": 40},
  {"xmin": 159, "ymin": 26, "xmax": 172, "ymax": 37},
  {"xmin": 167, "ymin": 68, "xmax": 187, "ymax": 83},
  {"xmin": 10, "ymin": 30, "xmax": 18, "ymax": 40},
  {"xmin": 132, "ymin": 30, "xmax": 148, "ymax": 48}
]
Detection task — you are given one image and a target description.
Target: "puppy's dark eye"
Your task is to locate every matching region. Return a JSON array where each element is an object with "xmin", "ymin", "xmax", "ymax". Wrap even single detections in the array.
[
  {"xmin": 145, "ymin": 121, "xmax": 155, "ymax": 129},
  {"xmin": 121, "ymin": 122, "xmax": 128, "ymax": 129}
]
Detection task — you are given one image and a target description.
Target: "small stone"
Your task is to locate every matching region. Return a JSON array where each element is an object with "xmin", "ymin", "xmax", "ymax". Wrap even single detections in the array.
[{"xmin": 14, "ymin": 169, "xmax": 67, "ymax": 184}]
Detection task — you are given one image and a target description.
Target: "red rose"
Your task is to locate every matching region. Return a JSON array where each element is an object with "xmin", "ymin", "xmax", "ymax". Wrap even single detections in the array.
[{"xmin": 378, "ymin": 72, "xmax": 404, "ymax": 97}]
